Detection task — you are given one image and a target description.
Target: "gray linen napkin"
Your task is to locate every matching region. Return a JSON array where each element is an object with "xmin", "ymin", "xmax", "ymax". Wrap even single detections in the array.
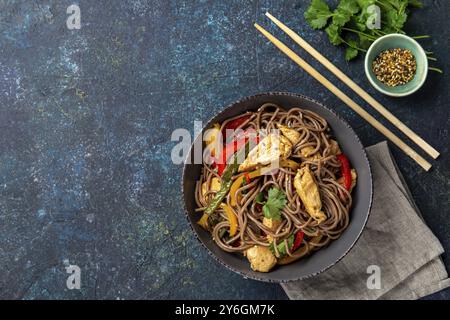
[{"xmin": 282, "ymin": 141, "xmax": 450, "ymax": 300}]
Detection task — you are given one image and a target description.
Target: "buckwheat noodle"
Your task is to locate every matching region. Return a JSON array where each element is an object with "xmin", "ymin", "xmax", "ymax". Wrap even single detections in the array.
[{"xmin": 195, "ymin": 104, "xmax": 353, "ymax": 264}]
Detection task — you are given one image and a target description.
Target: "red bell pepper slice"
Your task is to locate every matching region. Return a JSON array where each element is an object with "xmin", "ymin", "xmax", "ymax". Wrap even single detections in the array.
[
  {"xmin": 216, "ymin": 136, "xmax": 248, "ymax": 176},
  {"xmin": 291, "ymin": 230, "xmax": 304, "ymax": 252},
  {"xmin": 223, "ymin": 115, "xmax": 251, "ymax": 133},
  {"xmin": 215, "ymin": 130, "xmax": 259, "ymax": 176},
  {"xmin": 336, "ymin": 154, "xmax": 352, "ymax": 190}
]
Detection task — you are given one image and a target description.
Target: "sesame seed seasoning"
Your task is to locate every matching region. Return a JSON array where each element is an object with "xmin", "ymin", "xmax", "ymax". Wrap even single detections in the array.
[{"xmin": 372, "ymin": 48, "xmax": 417, "ymax": 87}]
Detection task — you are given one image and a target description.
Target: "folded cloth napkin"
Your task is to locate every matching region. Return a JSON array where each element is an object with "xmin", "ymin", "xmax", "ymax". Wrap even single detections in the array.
[{"xmin": 282, "ymin": 141, "xmax": 450, "ymax": 300}]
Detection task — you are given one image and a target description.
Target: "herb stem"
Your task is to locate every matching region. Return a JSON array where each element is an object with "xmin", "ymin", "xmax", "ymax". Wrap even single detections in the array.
[
  {"xmin": 341, "ymin": 27, "xmax": 377, "ymax": 41},
  {"xmin": 375, "ymin": 0, "xmax": 391, "ymax": 10},
  {"xmin": 341, "ymin": 38, "xmax": 367, "ymax": 52},
  {"xmin": 373, "ymin": 30, "xmax": 387, "ymax": 36},
  {"xmin": 412, "ymin": 35, "xmax": 431, "ymax": 39},
  {"xmin": 428, "ymin": 67, "xmax": 443, "ymax": 74},
  {"xmin": 427, "ymin": 56, "xmax": 437, "ymax": 61}
]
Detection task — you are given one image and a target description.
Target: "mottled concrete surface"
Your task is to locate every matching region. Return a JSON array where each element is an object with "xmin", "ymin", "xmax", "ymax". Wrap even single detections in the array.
[{"xmin": 0, "ymin": 0, "xmax": 448, "ymax": 299}]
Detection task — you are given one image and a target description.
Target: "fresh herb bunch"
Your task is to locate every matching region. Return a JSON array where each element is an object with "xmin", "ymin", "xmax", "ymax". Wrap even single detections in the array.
[{"xmin": 304, "ymin": 0, "xmax": 439, "ymax": 68}]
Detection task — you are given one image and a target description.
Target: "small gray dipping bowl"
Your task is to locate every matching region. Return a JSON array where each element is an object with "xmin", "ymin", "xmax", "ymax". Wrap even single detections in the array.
[{"xmin": 182, "ymin": 92, "xmax": 373, "ymax": 283}]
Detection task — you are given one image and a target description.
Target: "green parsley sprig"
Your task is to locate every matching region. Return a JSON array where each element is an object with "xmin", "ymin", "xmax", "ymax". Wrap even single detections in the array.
[{"xmin": 256, "ymin": 187, "xmax": 287, "ymax": 221}]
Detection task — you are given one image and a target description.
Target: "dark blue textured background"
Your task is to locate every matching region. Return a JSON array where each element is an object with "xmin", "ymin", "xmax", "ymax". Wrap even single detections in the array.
[{"xmin": 0, "ymin": 0, "xmax": 448, "ymax": 299}]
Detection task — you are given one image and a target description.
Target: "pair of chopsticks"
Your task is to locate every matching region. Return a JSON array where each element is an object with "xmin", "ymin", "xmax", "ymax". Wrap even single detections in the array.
[{"xmin": 254, "ymin": 12, "xmax": 439, "ymax": 171}]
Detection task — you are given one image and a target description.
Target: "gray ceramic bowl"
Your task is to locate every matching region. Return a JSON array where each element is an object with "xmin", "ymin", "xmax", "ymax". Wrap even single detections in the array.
[{"xmin": 182, "ymin": 92, "xmax": 373, "ymax": 282}]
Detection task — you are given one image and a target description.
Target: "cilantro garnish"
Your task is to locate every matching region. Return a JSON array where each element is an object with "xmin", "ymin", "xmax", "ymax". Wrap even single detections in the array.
[{"xmin": 257, "ymin": 188, "xmax": 287, "ymax": 221}]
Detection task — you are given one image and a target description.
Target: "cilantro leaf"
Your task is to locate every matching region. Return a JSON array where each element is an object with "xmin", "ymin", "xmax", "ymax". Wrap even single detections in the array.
[
  {"xmin": 332, "ymin": 0, "xmax": 360, "ymax": 27},
  {"xmin": 345, "ymin": 46, "xmax": 359, "ymax": 61},
  {"xmin": 353, "ymin": 0, "xmax": 376, "ymax": 31},
  {"xmin": 385, "ymin": 9, "xmax": 407, "ymax": 30},
  {"xmin": 358, "ymin": 32, "xmax": 373, "ymax": 49},
  {"xmin": 262, "ymin": 188, "xmax": 286, "ymax": 220},
  {"xmin": 269, "ymin": 234, "xmax": 295, "ymax": 257},
  {"xmin": 356, "ymin": 0, "xmax": 375, "ymax": 7},
  {"xmin": 349, "ymin": 14, "xmax": 367, "ymax": 32},
  {"xmin": 255, "ymin": 192, "xmax": 265, "ymax": 205},
  {"xmin": 304, "ymin": 0, "xmax": 333, "ymax": 29},
  {"xmin": 387, "ymin": 0, "xmax": 408, "ymax": 11},
  {"xmin": 325, "ymin": 24, "xmax": 343, "ymax": 45}
]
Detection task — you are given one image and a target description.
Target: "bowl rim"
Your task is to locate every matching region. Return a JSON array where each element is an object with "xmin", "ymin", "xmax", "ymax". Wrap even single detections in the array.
[
  {"xmin": 181, "ymin": 91, "xmax": 373, "ymax": 282},
  {"xmin": 364, "ymin": 33, "xmax": 428, "ymax": 97}
]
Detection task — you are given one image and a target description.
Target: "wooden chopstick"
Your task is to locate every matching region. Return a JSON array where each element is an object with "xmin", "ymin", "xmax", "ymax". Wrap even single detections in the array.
[
  {"xmin": 265, "ymin": 12, "xmax": 439, "ymax": 160},
  {"xmin": 254, "ymin": 23, "xmax": 432, "ymax": 171}
]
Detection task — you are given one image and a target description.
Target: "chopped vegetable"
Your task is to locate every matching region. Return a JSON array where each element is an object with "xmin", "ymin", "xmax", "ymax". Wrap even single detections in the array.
[
  {"xmin": 216, "ymin": 130, "xmax": 259, "ymax": 176},
  {"xmin": 223, "ymin": 115, "xmax": 251, "ymax": 135},
  {"xmin": 203, "ymin": 180, "xmax": 232, "ymax": 217},
  {"xmin": 197, "ymin": 214, "xmax": 209, "ymax": 229},
  {"xmin": 262, "ymin": 188, "xmax": 287, "ymax": 221},
  {"xmin": 277, "ymin": 235, "xmax": 323, "ymax": 265},
  {"xmin": 221, "ymin": 204, "xmax": 238, "ymax": 236},
  {"xmin": 207, "ymin": 211, "xmax": 222, "ymax": 229},
  {"xmin": 198, "ymin": 141, "xmax": 252, "ymax": 227},
  {"xmin": 270, "ymin": 230, "xmax": 305, "ymax": 258},
  {"xmin": 201, "ymin": 177, "xmax": 221, "ymax": 196},
  {"xmin": 270, "ymin": 234, "xmax": 294, "ymax": 257},
  {"xmin": 255, "ymin": 192, "xmax": 265, "ymax": 205},
  {"xmin": 338, "ymin": 168, "xmax": 357, "ymax": 193},
  {"xmin": 216, "ymin": 136, "xmax": 248, "ymax": 176},
  {"xmin": 336, "ymin": 153, "xmax": 352, "ymax": 190},
  {"xmin": 204, "ymin": 123, "xmax": 221, "ymax": 157},
  {"xmin": 218, "ymin": 228, "xmax": 227, "ymax": 239},
  {"xmin": 230, "ymin": 168, "xmax": 262, "ymax": 206},
  {"xmin": 244, "ymin": 172, "xmax": 251, "ymax": 184},
  {"xmin": 291, "ymin": 230, "xmax": 305, "ymax": 252}
]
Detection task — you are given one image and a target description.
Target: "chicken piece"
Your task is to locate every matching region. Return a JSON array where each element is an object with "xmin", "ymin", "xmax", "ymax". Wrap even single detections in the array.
[
  {"xmin": 263, "ymin": 217, "xmax": 282, "ymax": 243},
  {"xmin": 277, "ymin": 124, "xmax": 301, "ymax": 146},
  {"xmin": 328, "ymin": 139, "xmax": 341, "ymax": 156},
  {"xmin": 338, "ymin": 169, "xmax": 357, "ymax": 193},
  {"xmin": 245, "ymin": 245, "xmax": 277, "ymax": 272},
  {"xmin": 201, "ymin": 177, "xmax": 221, "ymax": 196},
  {"xmin": 300, "ymin": 146, "xmax": 321, "ymax": 161},
  {"xmin": 294, "ymin": 166, "xmax": 326, "ymax": 223},
  {"xmin": 238, "ymin": 133, "xmax": 292, "ymax": 172}
]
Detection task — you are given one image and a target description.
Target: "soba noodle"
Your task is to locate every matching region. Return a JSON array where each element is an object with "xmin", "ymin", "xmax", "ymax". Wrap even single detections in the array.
[{"xmin": 195, "ymin": 103, "xmax": 356, "ymax": 272}]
